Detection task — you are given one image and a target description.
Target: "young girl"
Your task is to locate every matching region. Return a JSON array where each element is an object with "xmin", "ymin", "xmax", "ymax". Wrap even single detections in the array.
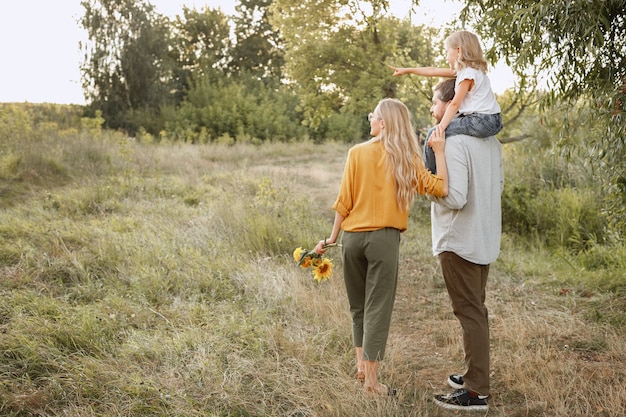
[
  {"xmin": 313, "ymin": 98, "xmax": 448, "ymax": 397},
  {"xmin": 391, "ymin": 31, "xmax": 502, "ymax": 172}
]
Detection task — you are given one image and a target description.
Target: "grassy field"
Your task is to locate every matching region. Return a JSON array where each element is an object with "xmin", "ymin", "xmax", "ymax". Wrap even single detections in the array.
[{"xmin": 0, "ymin": 133, "xmax": 624, "ymax": 416}]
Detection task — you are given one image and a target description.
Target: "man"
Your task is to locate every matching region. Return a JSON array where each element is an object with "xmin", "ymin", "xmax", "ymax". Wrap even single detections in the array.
[
  {"xmin": 422, "ymin": 78, "xmax": 456, "ymax": 174},
  {"xmin": 427, "ymin": 78, "xmax": 504, "ymax": 412}
]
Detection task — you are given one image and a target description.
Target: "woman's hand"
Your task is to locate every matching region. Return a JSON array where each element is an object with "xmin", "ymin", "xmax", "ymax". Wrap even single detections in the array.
[
  {"xmin": 434, "ymin": 123, "xmax": 446, "ymax": 138},
  {"xmin": 314, "ymin": 239, "xmax": 327, "ymax": 255},
  {"xmin": 428, "ymin": 126, "xmax": 446, "ymax": 154},
  {"xmin": 314, "ymin": 236, "xmax": 338, "ymax": 254}
]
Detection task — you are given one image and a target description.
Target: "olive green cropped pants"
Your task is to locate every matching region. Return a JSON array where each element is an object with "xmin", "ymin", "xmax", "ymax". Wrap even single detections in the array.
[{"xmin": 341, "ymin": 228, "xmax": 400, "ymax": 362}]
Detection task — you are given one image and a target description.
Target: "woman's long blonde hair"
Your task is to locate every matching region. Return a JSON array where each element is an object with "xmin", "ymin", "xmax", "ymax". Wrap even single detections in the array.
[
  {"xmin": 374, "ymin": 98, "xmax": 422, "ymax": 211},
  {"xmin": 445, "ymin": 30, "xmax": 488, "ymax": 73}
]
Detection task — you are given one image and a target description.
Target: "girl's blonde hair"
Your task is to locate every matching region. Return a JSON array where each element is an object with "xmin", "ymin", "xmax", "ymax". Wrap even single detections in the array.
[
  {"xmin": 445, "ymin": 30, "xmax": 488, "ymax": 73},
  {"xmin": 374, "ymin": 98, "xmax": 423, "ymax": 210}
]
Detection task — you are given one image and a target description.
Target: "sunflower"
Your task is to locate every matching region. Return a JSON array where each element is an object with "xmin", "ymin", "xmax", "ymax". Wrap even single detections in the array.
[
  {"xmin": 300, "ymin": 256, "xmax": 313, "ymax": 268},
  {"xmin": 313, "ymin": 258, "xmax": 333, "ymax": 282},
  {"xmin": 292, "ymin": 243, "xmax": 340, "ymax": 282},
  {"xmin": 293, "ymin": 247, "xmax": 304, "ymax": 262}
]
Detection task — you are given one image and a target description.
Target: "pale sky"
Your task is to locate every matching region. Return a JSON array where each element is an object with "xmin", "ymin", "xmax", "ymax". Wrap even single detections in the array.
[{"xmin": 0, "ymin": 0, "xmax": 513, "ymax": 105}]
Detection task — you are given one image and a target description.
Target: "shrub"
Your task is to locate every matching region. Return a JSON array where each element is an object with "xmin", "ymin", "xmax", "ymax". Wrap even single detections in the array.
[{"xmin": 170, "ymin": 75, "xmax": 306, "ymax": 143}]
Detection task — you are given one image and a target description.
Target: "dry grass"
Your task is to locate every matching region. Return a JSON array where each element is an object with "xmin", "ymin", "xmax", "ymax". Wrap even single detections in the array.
[{"xmin": 0, "ymin": 136, "xmax": 624, "ymax": 416}]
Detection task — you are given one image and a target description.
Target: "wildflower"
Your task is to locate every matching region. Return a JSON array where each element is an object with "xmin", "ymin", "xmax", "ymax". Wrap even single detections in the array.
[
  {"xmin": 313, "ymin": 258, "xmax": 333, "ymax": 282},
  {"xmin": 301, "ymin": 256, "xmax": 313, "ymax": 268},
  {"xmin": 293, "ymin": 247, "xmax": 304, "ymax": 262},
  {"xmin": 292, "ymin": 242, "xmax": 340, "ymax": 282}
]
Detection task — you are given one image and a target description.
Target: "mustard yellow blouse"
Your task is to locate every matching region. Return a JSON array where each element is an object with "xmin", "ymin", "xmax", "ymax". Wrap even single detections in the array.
[{"xmin": 332, "ymin": 140, "xmax": 444, "ymax": 233}]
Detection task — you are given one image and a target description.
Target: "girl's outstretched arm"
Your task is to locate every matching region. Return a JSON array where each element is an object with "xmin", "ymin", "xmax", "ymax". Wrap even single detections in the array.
[{"xmin": 389, "ymin": 65, "xmax": 455, "ymax": 78}]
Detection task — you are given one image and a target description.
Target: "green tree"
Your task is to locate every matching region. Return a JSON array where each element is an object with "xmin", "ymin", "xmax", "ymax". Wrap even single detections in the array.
[
  {"xmin": 169, "ymin": 6, "xmax": 233, "ymax": 96},
  {"xmin": 166, "ymin": 3, "xmax": 304, "ymax": 143},
  {"xmin": 458, "ymin": 0, "xmax": 626, "ymax": 234},
  {"xmin": 80, "ymin": 0, "xmax": 174, "ymax": 133},
  {"xmin": 270, "ymin": 0, "xmax": 439, "ymax": 138},
  {"xmin": 231, "ymin": 0, "xmax": 285, "ymax": 81},
  {"xmin": 459, "ymin": 0, "xmax": 625, "ymax": 104}
]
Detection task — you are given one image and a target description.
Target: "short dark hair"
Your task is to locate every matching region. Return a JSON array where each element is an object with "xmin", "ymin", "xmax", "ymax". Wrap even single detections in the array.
[{"xmin": 433, "ymin": 78, "xmax": 456, "ymax": 102}]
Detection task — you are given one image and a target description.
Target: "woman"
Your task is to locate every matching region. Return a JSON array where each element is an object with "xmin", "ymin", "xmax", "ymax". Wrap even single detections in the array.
[{"xmin": 314, "ymin": 98, "xmax": 449, "ymax": 396}]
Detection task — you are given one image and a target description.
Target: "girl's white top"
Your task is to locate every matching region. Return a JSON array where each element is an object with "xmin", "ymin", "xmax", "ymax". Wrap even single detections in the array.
[{"xmin": 456, "ymin": 67, "xmax": 501, "ymax": 115}]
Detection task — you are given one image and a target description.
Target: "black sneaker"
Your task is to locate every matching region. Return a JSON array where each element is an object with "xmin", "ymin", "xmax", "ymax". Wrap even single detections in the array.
[
  {"xmin": 448, "ymin": 374, "xmax": 464, "ymax": 389},
  {"xmin": 433, "ymin": 389, "xmax": 489, "ymax": 412}
]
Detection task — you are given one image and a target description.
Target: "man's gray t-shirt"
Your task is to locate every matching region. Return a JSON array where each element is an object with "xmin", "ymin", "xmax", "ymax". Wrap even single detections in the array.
[{"xmin": 429, "ymin": 134, "xmax": 503, "ymax": 265}]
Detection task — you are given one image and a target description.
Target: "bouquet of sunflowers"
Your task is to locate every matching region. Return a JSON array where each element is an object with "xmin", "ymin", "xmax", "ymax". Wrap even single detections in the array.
[{"xmin": 292, "ymin": 243, "xmax": 339, "ymax": 282}]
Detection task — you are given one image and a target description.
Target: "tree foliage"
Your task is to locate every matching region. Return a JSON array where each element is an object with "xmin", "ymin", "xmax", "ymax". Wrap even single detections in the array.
[
  {"xmin": 457, "ymin": 0, "xmax": 626, "ymax": 233},
  {"xmin": 80, "ymin": 0, "xmax": 174, "ymax": 133},
  {"xmin": 270, "ymin": 0, "xmax": 440, "ymax": 136},
  {"xmin": 170, "ymin": 75, "xmax": 305, "ymax": 143},
  {"xmin": 166, "ymin": 1, "xmax": 298, "ymax": 143},
  {"xmin": 231, "ymin": 0, "xmax": 285, "ymax": 81},
  {"xmin": 170, "ymin": 6, "xmax": 232, "ymax": 90},
  {"xmin": 459, "ymin": 0, "xmax": 625, "ymax": 102}
]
